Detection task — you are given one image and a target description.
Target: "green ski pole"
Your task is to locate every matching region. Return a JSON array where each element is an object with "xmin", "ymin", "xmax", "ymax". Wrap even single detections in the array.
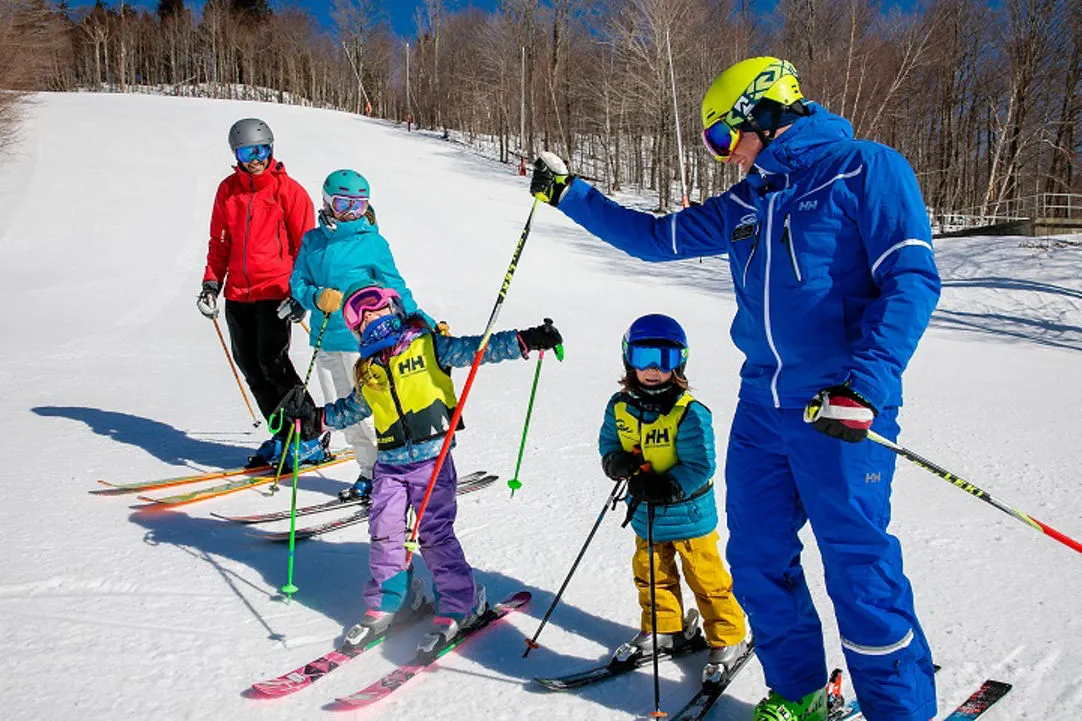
[
  {"xmin": 508, "ymin": 335, "xmax": 564, "ymax": 497},
  {"xmin": 280, "ymin": 418, "xmax": 302, "ymax": 599}
]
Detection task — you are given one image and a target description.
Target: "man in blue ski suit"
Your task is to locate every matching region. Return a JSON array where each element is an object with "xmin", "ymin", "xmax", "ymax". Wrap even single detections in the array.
[{"xmin": 530, "ymin": 57, "xmax": 939, "ymax": 720}]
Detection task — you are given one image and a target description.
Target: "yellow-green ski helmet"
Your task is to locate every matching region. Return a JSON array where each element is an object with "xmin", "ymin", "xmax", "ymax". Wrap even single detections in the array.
[{"xmin": 700, "ymin": 57, "xmax": 805, "ymax": 159}]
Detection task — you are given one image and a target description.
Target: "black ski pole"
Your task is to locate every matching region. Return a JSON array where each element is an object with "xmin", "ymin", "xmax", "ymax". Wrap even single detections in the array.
[
  {"xmin": 523, "ymin": 479, "xmax": 627, "ymax": 657},
  {"xmin": 647, "ymin": 502, "xmax": 664, "ymax": 719}
]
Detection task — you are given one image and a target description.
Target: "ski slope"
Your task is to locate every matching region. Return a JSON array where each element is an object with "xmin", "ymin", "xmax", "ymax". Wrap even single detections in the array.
[{"xmin": 1, "ymin": 92, "xmax": 1080, "ymax": 720}]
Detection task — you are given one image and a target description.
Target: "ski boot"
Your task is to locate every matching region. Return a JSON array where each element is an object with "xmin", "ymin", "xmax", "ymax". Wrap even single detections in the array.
[
  {"xmin": 247, "ymin": 437, "xmax": 283, "ymax": 469},
  {"xmin": 416, "ymin": 585, "xmax": 488, "ymax": 655},
  {"xmin": 611, "ymin": 609, "xmax": 702, "ymax": 665},
  {"xmin": 702, "ymin": 635, "xmax": 752, "ymax": 685},
  {"xmin": 338, "ymin": 473, "xmax": 373, "ymax": 503},
  {"xmin": 343, "ymin": 578, "xmax": 429, "ymax": 649},
  {"xmin": 282, "ymin": 432, "xmax": 331, "ymax": 468},
  {"xmin": 753, "ymin": 687, "xmax": 828, "ymax": 721}
]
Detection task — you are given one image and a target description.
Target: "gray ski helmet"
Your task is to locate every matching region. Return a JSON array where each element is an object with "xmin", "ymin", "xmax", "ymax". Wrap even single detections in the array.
[{"xmin": 228, "ymin": 118, "xmax": 274, "ymax": 151}]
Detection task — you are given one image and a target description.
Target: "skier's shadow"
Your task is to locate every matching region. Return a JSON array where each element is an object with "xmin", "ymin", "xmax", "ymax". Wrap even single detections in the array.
[
  {"xmin": 126, "ymin": 505, "xmax": 735, "ymax": 717},
  {"xmin": 32, "ymin": 405, "xmax": 254, "ymax": 469}
]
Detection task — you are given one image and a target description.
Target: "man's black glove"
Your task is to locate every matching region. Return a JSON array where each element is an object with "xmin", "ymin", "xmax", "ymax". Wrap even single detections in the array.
[
  {"xmin": 530, "ymin": 151, "xmax": 572, "ymax": 206},
  {"xmin": 627, "ymin": 472, "xmax": 685, "ymax": 505},
  {"xmin": 804, "ymin": 384, "xmax": 876, "ymax": 443},
  {"xmin": 276, "ymin": 297, "xmax": 306, "ymax": 323},
  {"xmin": 602, "ymin": 450, "xmax": 646, "ymax": 481},
  {"xmin": 517, "ymin": 318, "xmax": 563, "ymax": 353},
  {"xmin": 196, "ymin": 281, "xmax": 220, "ymax": 319}
]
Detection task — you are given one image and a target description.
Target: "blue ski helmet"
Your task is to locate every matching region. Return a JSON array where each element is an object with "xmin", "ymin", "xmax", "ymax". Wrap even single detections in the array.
[
  {"xmin": 322, "ymin": 169, "xmax": 370, "ymax": 221},
  {"xmin": 622, "ymin": 314, "xmax": 688, "ymax": 372}
]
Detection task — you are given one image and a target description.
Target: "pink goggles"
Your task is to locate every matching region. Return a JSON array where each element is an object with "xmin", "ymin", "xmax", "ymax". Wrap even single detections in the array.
[
  {"xmin": 328, "ymin": 194, "xmax": 369, "ymax": 218},
  {"xmin": 342, "ymin": 286, "xmax": 401, "ymax": 329}
]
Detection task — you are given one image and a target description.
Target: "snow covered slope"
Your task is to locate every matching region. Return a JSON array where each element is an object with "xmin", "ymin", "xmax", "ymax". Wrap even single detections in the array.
[{"xmin": 1, "ymin": 92, "xmax": 1080, "ymax": 720}]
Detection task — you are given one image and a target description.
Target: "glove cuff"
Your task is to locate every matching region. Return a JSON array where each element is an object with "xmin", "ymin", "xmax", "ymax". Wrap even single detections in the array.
[{"xmin": 202, "ymin": 280, "xmax": 221, "ymax": 295}]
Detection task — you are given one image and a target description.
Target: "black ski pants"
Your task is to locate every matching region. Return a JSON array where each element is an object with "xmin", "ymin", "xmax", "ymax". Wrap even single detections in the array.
[{"xmin": 224, "ymin": 299, "xmax": 320, "ymax": 441}]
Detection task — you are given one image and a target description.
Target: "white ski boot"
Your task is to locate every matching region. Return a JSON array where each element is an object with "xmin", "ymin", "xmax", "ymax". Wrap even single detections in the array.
[{"xmin": 612, "ymin": 609, "xmax": 702, "ymax": 664}]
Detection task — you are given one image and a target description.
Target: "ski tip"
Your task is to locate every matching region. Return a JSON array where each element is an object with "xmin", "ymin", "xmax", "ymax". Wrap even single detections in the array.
[{"xmin": 501, "ymin": 590, "xmax": 532, "ymax": 608}]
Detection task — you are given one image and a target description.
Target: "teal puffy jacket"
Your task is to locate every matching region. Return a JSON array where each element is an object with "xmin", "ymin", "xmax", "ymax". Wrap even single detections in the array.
[
  {"xmin": 598, "ymin": 392, "xmax": 718, "ymax": 543},
  {"xmin": 290, "ymin": 212, "xmax": 433, "ymax": 352}
]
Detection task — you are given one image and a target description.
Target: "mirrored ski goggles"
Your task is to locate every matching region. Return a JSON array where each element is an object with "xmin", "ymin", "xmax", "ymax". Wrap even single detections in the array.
[
  {"xmin": 624, "ymin": 343, "xmax": 687, "ymax": 372},
  {"xmin": 342, "ymin": 286, "xmax": 398, "ymax": 329},
  {"xmin": 327, "ymin": 194, "xmax": 369, "ymax": 217},
  {"xmin": 701, "ymin": 119, "xmax": 742, "ymax": 160},
  {"xmin": 235, "ymin": 144, "xmax": 272, "ymax": 163}
]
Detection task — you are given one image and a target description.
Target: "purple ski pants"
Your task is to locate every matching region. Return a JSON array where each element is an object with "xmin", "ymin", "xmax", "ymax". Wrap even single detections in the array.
[{"xmin": 364, "ymin": 454, "xmax": 476, "ymax": 619}]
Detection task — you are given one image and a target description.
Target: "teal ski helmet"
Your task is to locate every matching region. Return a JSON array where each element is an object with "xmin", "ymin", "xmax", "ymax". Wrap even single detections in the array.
[{"xmin": 322, "ymin": 169, "xmax": 370, "ymax": 221}]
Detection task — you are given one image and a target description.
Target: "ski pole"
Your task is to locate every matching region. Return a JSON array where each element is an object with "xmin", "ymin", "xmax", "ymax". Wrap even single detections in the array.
[
  {"xmin": 210, "ymin": 316, "xmax": 261, "ymax": 427},
  {"xmin": 523, "ymin": 479, "xmax": 626, "ymax": 657},
  {"xmin": 269, "ymin": 313, "xmax": 331, "ymax": 494},
  {"xmin": 507, "ymin": 337, "xmax": 565, "ymax": 498},
  {"xmin": 646, "ymin": 502, "xmax": 664, "ymax": 719},
  {"xmin": 280, "ymin": 417, "xmax": 302, "ymax": 600},
  {"xmin": 404, "ymin": 197, "xmax": 542, "ymax": 565},
  {"xmin": 868, "ymin": 430, "xmax": 1082, "ymax": 554}
]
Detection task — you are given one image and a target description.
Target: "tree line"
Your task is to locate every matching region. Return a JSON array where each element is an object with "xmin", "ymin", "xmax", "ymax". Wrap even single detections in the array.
[{"xmin": 1, "ymin": 0, "xmax": 1079, "ymax": 216}]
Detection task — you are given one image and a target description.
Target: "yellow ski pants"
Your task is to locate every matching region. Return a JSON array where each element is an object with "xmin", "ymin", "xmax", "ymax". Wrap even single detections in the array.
[{"xmin": 633, "ymin": 530, "xmax": 746, "ymax": 647}]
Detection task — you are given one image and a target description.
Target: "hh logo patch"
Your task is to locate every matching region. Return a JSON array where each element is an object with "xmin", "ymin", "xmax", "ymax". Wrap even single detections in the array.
[
  {"xmin": 798, "ymin": 200, "xmax": 818, "ymax": 211},
  {"xmin": 644, "ymin": 428, "xmax": 670, "ymax": 445},
  {"xmin": 397, "ymin": 355, "xmax": 426, "ymax": 375},
  {"xmin": 865, "ymin": 472, "xmax": 882, "ymax": 483}
]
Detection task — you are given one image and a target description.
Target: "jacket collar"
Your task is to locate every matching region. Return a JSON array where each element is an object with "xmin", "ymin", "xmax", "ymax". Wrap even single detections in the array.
[
  {"xmin": 746, "ymin": 104, "xmax": 854, "ymax": 190},
  {"xmin": 231, "ymin": 159, "xmax": 286, "ymax": 191}
]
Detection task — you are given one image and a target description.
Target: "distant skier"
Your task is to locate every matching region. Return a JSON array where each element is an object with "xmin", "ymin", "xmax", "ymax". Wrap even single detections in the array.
[
  {"xmin": 600, "ymin": 314, "xmax": 748, "ymax": 683},
  {"xmin": 288, "ymin": 169, "xmax": 435, "ymax": 502},
  {"xmin": 531, "ymin": 57, "xmax": 940, "ymax": 721},
  {"xmin": 196, "ymin": 118, "xmax": 323, "ymax": 469},
  {"xmin": 278, "ymin": 285, "xmax": 562, "ymax": 653}
]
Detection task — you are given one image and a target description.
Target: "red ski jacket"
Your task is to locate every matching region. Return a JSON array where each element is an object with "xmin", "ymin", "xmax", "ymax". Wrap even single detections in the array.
[{"xmin": 203, "ymin": 160, "xmax": 315, "ymax": 302}]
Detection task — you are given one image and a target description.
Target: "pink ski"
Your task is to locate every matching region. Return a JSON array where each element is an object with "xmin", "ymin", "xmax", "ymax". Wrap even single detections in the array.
[{"xmin": 333, "ymin": 591, "xmax": 532, "ymax": 709}]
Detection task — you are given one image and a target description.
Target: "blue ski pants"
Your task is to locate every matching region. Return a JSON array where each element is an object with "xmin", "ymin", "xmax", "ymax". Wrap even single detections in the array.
[{"xmin": 724, "ymin": 401, "xmax": 937, "ymax": 721}]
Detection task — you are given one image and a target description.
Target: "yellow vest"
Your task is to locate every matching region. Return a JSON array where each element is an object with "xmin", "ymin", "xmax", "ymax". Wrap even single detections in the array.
[
  {"xmin": 612, "ymin": 392, "xmax": 694, "ymax": 474},
  {"xmin": 360, "ymin": 333, "xmax": 461, "ymax": 450}
]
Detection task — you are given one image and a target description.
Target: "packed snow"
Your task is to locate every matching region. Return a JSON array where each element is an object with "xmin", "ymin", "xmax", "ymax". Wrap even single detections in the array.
[{"xmin": 1, "ymin": 92, "xmax": 1080, "ymax": 720}]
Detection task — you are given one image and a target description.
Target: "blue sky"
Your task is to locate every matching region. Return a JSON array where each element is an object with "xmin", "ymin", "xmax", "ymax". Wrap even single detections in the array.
[{"xmin": 66, "ymin": 0, "xmax": 937, "ymax": 36}]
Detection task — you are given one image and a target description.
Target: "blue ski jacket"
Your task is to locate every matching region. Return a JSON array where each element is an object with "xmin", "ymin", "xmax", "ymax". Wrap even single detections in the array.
[
  {"xmin": 558, "ymin": 104, "xmax": 940, "ymax": 411},
  {"xmin": 598, "ymin": 394, "xmax": 718, "ymax": 543},
  {"xmin": 290, "ymin": 212, "xmax": 433, "ymax": 352}
]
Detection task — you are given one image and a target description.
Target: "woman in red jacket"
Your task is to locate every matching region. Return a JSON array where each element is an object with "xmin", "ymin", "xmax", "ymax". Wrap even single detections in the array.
[{"xmin": 196, "ymin": 118, "xmax": 322, "ymax": 468}]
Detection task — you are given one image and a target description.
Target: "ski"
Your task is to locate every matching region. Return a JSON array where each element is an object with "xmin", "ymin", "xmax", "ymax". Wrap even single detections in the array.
[
  {"xmin": 331, "ymin": 590, "xmax": 531, "ymax": 709},
  {"xmin": 669, "ymin": 641, "xmax": 757, "ymax": 721},
  {"xmin": 135, "ymin": 454, "xmax": 354, "ymax": 507},
  {"xmin": 91, "ymin": 449, "xmax": 354, "ymax": 495},
  {"xmin": 943, "ymin": 680, "xmax": 1012, "ymax": 720},
  {"xmin": 535, "ymin": 634, "xmax": 709, "ymax": 691},
  {"xmin": 248, "ymin": 602, "xmax": 435, "ymax": 698},
  {"xmin": 254, "ymin": 474, "xmax": 499, "ymax": 541},
  {"xmin": 214, "ymin": 470, "xmax": 491, "ymax": 524}
]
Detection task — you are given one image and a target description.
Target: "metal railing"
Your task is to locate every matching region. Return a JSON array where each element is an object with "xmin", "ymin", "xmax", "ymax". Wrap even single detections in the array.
[{"xmin": 932, "ymin": 193, "xmax": 1082, "ymax": 235}]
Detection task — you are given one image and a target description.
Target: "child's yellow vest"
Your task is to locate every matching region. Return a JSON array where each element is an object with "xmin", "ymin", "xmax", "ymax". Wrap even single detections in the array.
[{"xmin": 361, "ymin": 333, "xmax": 461, "ymax": 450}]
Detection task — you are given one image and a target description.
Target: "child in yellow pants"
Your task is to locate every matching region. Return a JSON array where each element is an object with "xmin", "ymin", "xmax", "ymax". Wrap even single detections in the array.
[{"xmin": 599, "ymin": 314, "xmax": 748, "ymax": 681}]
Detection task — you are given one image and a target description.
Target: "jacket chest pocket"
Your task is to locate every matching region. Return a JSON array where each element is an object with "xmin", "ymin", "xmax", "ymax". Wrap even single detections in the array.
[
  {"xmin": 780, "ymin": 214, "xmax": 803, "ymax": 284},
  {"xmin": 257, "ymin": 195, "xmax": 286, "ymax": 258}
]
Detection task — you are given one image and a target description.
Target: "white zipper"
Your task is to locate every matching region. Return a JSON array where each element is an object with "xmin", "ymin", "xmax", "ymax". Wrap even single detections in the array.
[
  {"xmin": 764, "ymin": 195, "xmax": 783, "ymax": 408},
  {"xmin": 784, "ymin": 214, "xmax": 802, "ymax": 283}
]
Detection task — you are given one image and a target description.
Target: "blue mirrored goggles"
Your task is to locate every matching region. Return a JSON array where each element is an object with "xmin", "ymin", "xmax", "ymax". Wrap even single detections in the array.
[
  {"xmin": 235, "ymin": 144, "xmax": 272, "ymax": 163},
  {"xmin": 624, "ymin": 343, "xmax": 687, "ymax": 372}
]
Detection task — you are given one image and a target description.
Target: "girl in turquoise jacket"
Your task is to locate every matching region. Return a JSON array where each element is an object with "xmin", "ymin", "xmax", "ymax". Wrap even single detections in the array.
[{"xmin": 289, "ymin": 170, "xmax": 434, "ymax": 497}]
